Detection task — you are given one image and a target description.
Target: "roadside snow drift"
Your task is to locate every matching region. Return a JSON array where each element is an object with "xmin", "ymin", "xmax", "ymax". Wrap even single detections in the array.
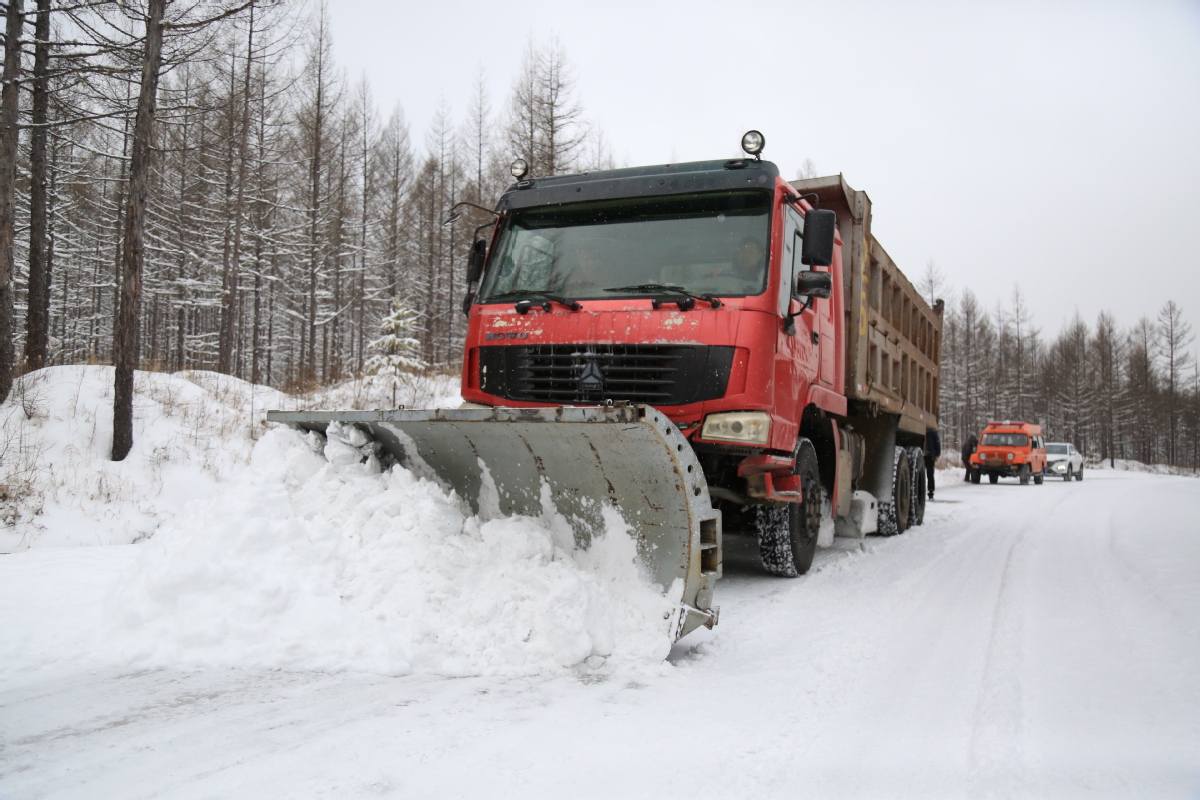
[
  {"xmin": 1, "ymin": 367, "xmax": 675, "ymax": 677},
  {"xmin": 102, "ymin": 427, "xmax": 675, "ymax": 676}
]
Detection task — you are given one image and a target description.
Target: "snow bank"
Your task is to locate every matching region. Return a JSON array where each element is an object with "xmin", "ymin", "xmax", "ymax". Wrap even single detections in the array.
[
  {"xmin": 100, "ymin": 427, "xmax": 675, "ymax": 676},
  {"xmin": 1093, "ymin": 458, "xmax": 1199, "ymax": 477},
  {"xmin": 0, "ymin": 366, "xmax": 288, "ymax": 552},
  {"xmin": 2, "ymin": 366, "xmax": 675, "ymax": 676}
]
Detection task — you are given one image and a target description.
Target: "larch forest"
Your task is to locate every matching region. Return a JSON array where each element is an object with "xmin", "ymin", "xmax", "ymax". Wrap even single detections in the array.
[{"xmin": 0, "ymin": 0, "xmax": 1195, "ymax": 469}]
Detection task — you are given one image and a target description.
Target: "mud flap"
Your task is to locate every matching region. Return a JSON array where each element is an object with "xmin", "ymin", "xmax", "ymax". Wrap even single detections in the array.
[{"xmin": 267, "ymin": 405, "xmax": 722, "ymax": 641}]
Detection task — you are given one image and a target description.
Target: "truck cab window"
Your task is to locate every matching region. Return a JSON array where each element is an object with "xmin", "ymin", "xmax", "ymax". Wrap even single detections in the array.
[{"xmin": 479, "ymin": 191, "xmax": 772, "ymax": 302}]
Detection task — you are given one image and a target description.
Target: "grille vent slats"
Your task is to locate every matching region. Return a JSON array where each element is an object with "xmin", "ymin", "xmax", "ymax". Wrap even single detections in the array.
[{"xmin": 478, "ymin": 344, "xmax": 734, "ymax": 406}]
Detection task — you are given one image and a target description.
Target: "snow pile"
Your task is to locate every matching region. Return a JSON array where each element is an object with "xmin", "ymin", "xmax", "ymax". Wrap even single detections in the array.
[
  {"xmin": 0, "ymin": 366, "xmax": 288, "ymax": 552},
  {"xmin": 99, "ymin": 427, "xmax": 677, "ymax": 676},
  {"xmin": 1092, "ymin": 458, "xmax": 1199, "ymax": 477}
]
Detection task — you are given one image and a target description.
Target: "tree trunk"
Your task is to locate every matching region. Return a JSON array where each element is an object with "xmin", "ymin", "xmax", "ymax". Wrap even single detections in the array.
[
  {"xmin": 23, "ymin": 0, "xmax": 51, "ymax": 371},
  {"xmin": 218, "ymin": 3, "xmax": 254, "ymax": 375},
  {"xmin": 0, "ymin": 0, "xmax": 23, "ymax": 401},
  {"xmin": 112, "ymin": 0, "xmax": 166, "ymax": 461}
]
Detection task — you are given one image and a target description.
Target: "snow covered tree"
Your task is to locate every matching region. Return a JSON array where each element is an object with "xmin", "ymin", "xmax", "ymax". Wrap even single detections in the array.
[{"xmin": 364, "ymin": 297, "xmax": 425, "ymax": 375}]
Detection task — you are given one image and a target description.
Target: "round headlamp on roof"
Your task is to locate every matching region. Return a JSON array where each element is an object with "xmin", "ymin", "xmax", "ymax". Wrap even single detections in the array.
[
  {"xmin": 740, "ymin": 130, "xmax": 765, "ymax": 157},
  {"xmin": 510, "ymin": 158, "xmax": 530, "ymax": 180}
]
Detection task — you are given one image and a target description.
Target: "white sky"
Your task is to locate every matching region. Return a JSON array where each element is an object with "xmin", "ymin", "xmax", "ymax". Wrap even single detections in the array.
[{"xmin": 328, "ymin": 0, "xmax": 1200, "ymax": 340}]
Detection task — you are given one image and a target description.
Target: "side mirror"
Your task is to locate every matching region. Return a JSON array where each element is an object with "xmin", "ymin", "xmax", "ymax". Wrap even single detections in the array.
[
  {"xmin": 795, "ymin": 270, "xmax": 833, "ymax": 299},
  {"xmin": 466, "ymin": 239, "xmax": 486, "ymax": 284},
  {"xmin": 800, "ymin": 208, "xmax": 837, "ymax": 267}
]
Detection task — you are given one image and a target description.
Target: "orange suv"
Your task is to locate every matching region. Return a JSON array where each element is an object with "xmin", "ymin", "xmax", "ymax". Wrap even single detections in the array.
[{"xmin": 969, "ymin": 421, "xmax": 1047, "ymax": 485}]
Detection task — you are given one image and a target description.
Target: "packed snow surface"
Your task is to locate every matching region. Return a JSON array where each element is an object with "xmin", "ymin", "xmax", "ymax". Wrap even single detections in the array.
[{"xmin": 2, "ymin": 367, "xmax": 1199, "ymax": 798}]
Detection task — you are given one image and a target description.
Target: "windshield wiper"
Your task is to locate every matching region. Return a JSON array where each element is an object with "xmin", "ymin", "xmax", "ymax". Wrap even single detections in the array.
[
  {"xmin": 602, "ymin": 284, "xmax": 722, "ymax": 310},
  {"xmin": 484, "ymin": 290, "xmax": 582, "ymax": 312}
]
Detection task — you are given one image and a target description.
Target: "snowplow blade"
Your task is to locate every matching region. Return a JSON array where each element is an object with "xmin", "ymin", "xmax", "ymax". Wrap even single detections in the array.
[{"xmin": 266, "ymin": 405, "xmax": 721, "ymax": 640}]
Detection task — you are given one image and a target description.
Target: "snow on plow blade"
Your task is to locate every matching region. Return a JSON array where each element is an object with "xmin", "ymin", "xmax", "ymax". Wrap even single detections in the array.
[{"xmin": 266, "ymin": 405, "xmax": 721, "ymax": 640}]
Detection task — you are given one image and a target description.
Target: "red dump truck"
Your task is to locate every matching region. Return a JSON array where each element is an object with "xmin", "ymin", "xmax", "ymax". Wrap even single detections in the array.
[{"xmin": 270, "ymin": 133, "xmax": 944, "ymax": 640}]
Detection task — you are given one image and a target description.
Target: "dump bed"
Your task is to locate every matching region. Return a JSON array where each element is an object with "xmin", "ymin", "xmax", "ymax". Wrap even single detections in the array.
[{"xmin": 791, "ymin": 175, "xmax": 944, "ymax": 436}]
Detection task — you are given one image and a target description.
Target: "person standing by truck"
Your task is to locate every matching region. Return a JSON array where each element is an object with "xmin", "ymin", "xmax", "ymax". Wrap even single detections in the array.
[
  {"xmin": 962, "ymin": 434, "xmax": 977, "ymax": 481},
  {"xmin": 925, "ymin": 428, "xmax": 940, "ymax": 500}
]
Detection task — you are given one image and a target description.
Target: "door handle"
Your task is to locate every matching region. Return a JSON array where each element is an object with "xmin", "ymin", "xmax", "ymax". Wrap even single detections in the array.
[{"xmin": 812, "ymin": 331, "xmax": 819, "ymax": 345}]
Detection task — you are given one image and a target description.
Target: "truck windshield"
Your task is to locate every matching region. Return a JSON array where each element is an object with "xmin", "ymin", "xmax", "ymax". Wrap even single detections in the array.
[
  {"xmin": 478, "ymin": 191, "xmax": 771, "ymax": 302},
  {"xmin": 981, "ymin": 433, "xmax": 1029, "ymax": 447}
]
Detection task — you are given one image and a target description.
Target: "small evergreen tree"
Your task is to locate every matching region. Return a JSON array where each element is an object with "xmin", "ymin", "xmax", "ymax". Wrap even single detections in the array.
[{"xmin": 364, "ymin": 297, "xmax": 425, "ymax": 375}]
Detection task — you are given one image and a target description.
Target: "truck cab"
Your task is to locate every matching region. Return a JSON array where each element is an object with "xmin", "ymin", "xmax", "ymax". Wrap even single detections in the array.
[
  {"xmin": 969, "ymin": 421, "xmax": 1048, "ymax": 485},
  {"xmin": 460, "ymin": 158, "xmax": 842, "ymax": 455}
]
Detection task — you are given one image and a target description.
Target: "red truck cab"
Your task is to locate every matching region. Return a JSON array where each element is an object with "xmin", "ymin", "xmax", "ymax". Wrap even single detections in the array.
[{"xmin": 459, "ymin": 158, "xmax": 844, "ymax": 457}]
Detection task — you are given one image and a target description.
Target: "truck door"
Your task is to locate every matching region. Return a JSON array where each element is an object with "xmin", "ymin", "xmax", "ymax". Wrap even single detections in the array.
[{"xmin": 779, "ymin": 207, "xmax": 817, "ymax": 406}]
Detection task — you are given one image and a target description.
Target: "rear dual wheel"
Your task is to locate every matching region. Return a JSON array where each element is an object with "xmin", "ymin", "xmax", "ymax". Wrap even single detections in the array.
[
  {"xmin": 908, "ymin": 447, "xmax": 926, "ymax": 527},
  {"xmin": 757, "ymin": 439, "xmax": 822, "ymax": 577},
  {"xmin": 877, "ymin": 447, "xmax": 912, "ymax": 536},
  {"xmin": 1019, "ymin": 464, "xmax": 1031, "ymax": 485}
]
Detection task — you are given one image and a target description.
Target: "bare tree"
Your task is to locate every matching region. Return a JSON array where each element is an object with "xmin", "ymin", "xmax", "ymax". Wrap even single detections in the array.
[
  {"xmin": 918, "ymin": 258, "xmax": 949, "ymax": 308},
  {"xmin": 535, "ymin": 38, "xmax": 584, "ymax": 175},
  {"xmin": 1157, "ymin": 300, "xmax": 1194, "ymax": 464},
  {"xmin": 0, "ymin": 0, "xmax": 22, "ymax": 400},
  {"xmin": 23, "ymin": 0, "xmax": 52, "ymax": 371},
  {"xmin": 112, "ymin": 0, "xmax": 166, "ymax": 460}
]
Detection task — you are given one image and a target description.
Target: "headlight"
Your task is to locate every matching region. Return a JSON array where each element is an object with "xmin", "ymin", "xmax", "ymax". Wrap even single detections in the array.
[
  {"xmin": 1007, "ymin": 452, "xmax": 1015, "ymax": 460},
  {"xmin": 701, "ymin": 411, "xmax": 770, "ymax": 445}
]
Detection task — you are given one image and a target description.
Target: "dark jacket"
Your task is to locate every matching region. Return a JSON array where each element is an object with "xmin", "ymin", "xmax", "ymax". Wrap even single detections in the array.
[
  {"xmin": 925, "ymin": 429, "xmax": 941, "ymax": 459},
  {"xmin": 961, "ymin": 435, "xmax": 977, "ymax": 462}
]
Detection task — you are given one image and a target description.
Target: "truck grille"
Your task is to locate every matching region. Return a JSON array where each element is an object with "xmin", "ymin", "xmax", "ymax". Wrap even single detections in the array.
[{"xmin": 478, "ymin": 344, "xmax": 735, "ymax": 406}]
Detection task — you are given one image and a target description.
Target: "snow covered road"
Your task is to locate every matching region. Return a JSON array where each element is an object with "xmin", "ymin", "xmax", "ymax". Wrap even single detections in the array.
[{"xmin": 3, "ymin": 469, "xmax": 1198, "ymax": 798}]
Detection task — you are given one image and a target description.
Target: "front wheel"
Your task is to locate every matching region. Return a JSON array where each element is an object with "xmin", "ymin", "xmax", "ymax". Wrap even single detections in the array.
[
  {"xmin": 971, "ymin": 468, "xmax": 981, "ymax": 484},
  {"xmin": 1064, "ymin": 466, "xmax": 1072, "ymax": 482},
  {"xmin": 757, "ymin": 439, "xmax": 822, "ymax": 577},
  {"xmin": 1019, "ymin": 464, "xmax": 1031, "ymax": 485},
  {"xmin": 988, "ymin": 472, "xmax": 999, "ymax": 484},
  {"xmin": 1076, "ymin": 465, "xmax": 1084, "ymax": 481}
]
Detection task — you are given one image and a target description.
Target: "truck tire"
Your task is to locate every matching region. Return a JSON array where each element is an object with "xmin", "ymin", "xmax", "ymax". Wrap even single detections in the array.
[
  {"xmin": 757, "ymin": 439, "xmax": 821, "ymax": 577},
  {"xmin": 877, "ymin": 446, "xmax": 911, "ymax": 536},
  {"xmin": 970, "ymin": 468, "xmax": 981, "ymax": 484},
  {"xmin": 1034, "ymin": 470, "xmax": 1043, "ymax": 485},
  {"xmin": 908, "ymin": 446, "xmax": 926, "ymax": 526},
  {"xmin": 988, "ymin": 472, "xmax": 999, "ymax": 484},
  {"xmin": 1076, "ymin": 465, "xmax": 1083, "ymax": 481},
  {"xmin": 1019, "ymin": 464, "xmax": 1031, "ymax": 485}
]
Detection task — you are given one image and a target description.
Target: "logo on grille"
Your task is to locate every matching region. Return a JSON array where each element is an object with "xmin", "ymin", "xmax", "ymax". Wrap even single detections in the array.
[{"xmin": 579, "ymin": 359, "xmax": 605, "ymax": 392}]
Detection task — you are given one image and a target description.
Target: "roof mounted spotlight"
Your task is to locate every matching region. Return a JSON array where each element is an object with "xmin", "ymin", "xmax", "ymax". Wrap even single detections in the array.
[
  {"xmin": 510, "ymin": 158, "xmax": 530, "ymax": 180},
  {"xmin": 740, "ymin": 130, "xmax": 765, "ymax": 160}
]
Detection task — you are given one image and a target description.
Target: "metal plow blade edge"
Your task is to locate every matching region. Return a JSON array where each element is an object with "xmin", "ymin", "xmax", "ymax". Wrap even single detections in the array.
[{"xmin": 266, "ymin": 405, "xmax": 722, "ymax": 640}]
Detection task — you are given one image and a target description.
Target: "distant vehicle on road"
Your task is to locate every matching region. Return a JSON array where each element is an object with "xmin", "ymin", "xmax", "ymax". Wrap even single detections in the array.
[
  {"xmin": 1045, "ymin": 442, "xmax": 1084, "ymax": 481},
  {"xmin": 969, "ymin": 421, "xmax": 1047, "ymax": 485}
]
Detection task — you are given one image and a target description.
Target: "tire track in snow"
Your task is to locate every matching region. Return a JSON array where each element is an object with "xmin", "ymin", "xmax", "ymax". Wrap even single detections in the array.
[{"xmin": 966, "ymin": 528, "xmax": 1028, "ymax": 800}]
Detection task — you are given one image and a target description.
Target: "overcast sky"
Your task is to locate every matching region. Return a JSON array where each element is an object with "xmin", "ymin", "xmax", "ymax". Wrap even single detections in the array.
[{"xmin": 328, "ymin": 0, "xmax": 1200, "ymax": 341}]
